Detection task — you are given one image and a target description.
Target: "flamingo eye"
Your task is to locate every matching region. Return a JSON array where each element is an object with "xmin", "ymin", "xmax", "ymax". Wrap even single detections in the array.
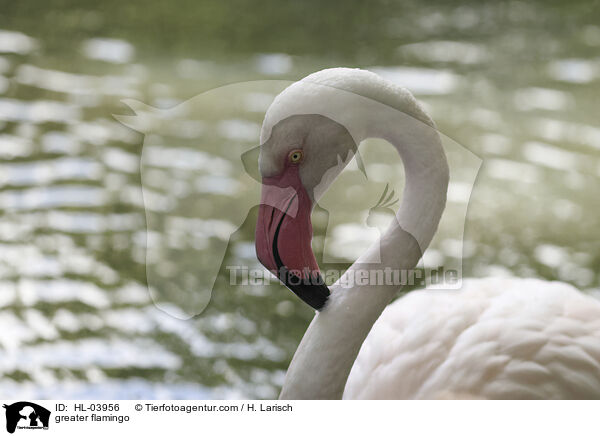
[{"xmin": 288, "ymin": 149, "xmax": 304, "ymax": 164}]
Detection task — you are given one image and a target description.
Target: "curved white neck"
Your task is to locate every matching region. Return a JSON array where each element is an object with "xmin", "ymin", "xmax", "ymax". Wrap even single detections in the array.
[{"xmin": 279, "ymin": 105, "xmax": 449, "ymax": 399}]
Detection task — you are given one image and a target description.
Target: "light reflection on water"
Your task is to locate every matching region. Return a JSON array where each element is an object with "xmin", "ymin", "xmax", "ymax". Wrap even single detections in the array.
[{"xmin": 0, "ymin": 5, "xmax": 599, "ymax": 399}]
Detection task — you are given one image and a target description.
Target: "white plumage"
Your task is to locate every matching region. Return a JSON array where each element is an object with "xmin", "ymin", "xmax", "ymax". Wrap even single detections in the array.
[
  {"xmin": 256, "ymin": 67, "xmax": 600, "ymax": 399},
  {"xmin": 345, "ymin": 278, "xmax": 600, "ymax": 399}
]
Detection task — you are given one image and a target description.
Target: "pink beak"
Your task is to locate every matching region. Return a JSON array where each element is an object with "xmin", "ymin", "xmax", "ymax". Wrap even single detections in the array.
[{"xmin": 255, "ymin": 164, "xmax": 330, "ymax": 310}]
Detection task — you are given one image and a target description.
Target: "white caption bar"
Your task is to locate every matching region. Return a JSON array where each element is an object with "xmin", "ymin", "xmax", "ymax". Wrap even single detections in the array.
[{"xmin": 0, "ymin": 400, "xmax": 596, "ymax": 436}]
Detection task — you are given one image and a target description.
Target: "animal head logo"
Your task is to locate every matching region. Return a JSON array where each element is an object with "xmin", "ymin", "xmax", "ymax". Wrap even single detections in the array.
[
  {"xmin": 366, "ymin": 184, "xmax": 399, "ymax": 231},
  {"xmin": 3, "ymin": 402, "xmax": 50, "ymax": 434},
  {"xmin": 114, "ymin": 78, "xmax": 481, "ymax": 317}
]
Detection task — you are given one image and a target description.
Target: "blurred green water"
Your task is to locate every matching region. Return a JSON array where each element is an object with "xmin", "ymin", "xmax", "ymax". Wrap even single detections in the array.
[{"xmin": 0, "ymin": 1, "xmax": 599, "ymax": 399}]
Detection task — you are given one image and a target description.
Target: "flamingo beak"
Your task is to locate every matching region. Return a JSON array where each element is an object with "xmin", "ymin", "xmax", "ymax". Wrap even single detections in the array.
[{"xmin": 255, "ymin": 165, "xmax": 330, "ymax": 310}]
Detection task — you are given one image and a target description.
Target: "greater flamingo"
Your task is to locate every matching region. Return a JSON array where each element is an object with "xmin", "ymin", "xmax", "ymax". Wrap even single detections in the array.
[{"xmin": 254, "ymin": 68, "xmax": 600, "ymax": 399}]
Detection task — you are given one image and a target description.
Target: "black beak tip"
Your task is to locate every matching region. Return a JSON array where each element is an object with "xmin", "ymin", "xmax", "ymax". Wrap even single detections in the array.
[{"xmin": 280, "ymin": 270, "xmax": 330, "ymax": 311}]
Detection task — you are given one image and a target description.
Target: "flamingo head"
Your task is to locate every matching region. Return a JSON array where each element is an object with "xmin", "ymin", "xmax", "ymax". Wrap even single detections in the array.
[{"xmin": 255, "ymin": 114, "xmax": 358, "ymax": 310}]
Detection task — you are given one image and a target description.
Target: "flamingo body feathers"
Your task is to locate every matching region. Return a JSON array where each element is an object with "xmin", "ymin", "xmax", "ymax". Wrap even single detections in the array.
[{"xmin": 344, "ymin": 278, "xmax": 600, "ymax": 399}]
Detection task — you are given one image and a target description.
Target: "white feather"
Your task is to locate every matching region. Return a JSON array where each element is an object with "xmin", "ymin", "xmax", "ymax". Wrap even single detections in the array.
[{"xmin": 344, "ymin": 278, "xmax": 600, "ymax": 399}]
